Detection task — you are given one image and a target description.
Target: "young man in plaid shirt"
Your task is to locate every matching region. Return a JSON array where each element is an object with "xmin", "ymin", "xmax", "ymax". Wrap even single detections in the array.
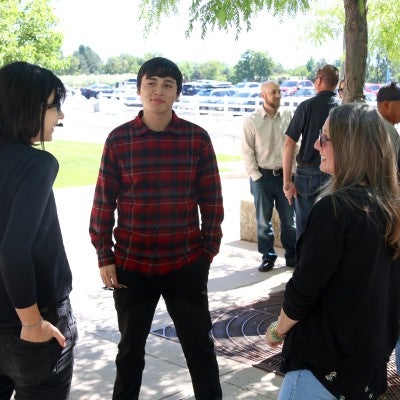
[{"xmin": 89, "ymin": 57, "xmax": 224, "ymax": 399}]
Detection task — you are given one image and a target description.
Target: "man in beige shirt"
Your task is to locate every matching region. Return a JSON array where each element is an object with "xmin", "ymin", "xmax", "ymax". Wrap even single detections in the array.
[
  {"xmin": 242, "ymin": 81, "xmax": 296, "ymax": 272},
  {"xmin": 376, "ymin": 82, "xmax": 400, "ymax": 161}
]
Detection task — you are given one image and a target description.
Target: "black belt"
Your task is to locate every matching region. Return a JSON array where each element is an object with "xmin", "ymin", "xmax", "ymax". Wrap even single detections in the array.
[{"xmin": 260, "ymin": 168, "xmax": 283, "ymax": 176}]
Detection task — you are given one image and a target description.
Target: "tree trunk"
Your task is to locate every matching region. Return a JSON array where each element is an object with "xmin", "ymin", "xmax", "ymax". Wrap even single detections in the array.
[{"xmin": 343, "ymin": 0, "xmax": 368, "ymax": 103}]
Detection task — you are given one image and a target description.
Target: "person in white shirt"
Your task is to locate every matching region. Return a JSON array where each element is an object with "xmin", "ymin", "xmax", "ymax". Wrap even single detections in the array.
[{"xmin": 242, "ymin": 81, "xmax": 296, "ymax": 272}]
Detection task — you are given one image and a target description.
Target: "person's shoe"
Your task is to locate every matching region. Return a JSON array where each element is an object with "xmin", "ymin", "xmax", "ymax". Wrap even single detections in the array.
[{"xmin": 258, "ymin": 259, "xmax": 276, "ymax": 272}]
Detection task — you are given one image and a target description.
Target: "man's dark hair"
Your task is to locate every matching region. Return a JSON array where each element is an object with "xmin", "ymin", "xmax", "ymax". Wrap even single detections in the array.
[
  {"xmin": 137, "ymin": 57, "xmax": 183, "ymax": 95},
  {"xmin": 377, "ymin": 82, "xmax": 400, "ymax": 102}
]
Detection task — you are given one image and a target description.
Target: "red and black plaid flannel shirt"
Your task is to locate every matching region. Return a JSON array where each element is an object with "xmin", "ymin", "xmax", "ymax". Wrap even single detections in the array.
[{"xmin": 89, "ymin": 111, "xmax": 224, "ymax": 276}]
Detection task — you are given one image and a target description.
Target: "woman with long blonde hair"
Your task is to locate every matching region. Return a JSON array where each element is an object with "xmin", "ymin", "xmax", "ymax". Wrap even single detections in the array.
[{"xmin": 266, "ymin": 102, "xmax": 400, "ymax": 399}]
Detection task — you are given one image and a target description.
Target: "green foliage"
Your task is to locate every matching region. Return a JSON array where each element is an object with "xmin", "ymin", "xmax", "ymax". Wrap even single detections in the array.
[
  {"xmin": 233, "ymin": 50, "xmax": 274, "ymax": 82},
  {"xmin": 140, "ymin": 0, "xmax": 309, "ymax": 39},
  {"xmin": 0, "ymin": 0, "xmax": 65, "ymax": 69},
  {"xmin": 368, "ymin": 0, "xmax": 400, "ymax": 79},
  {"xmin": 178, "ymin": 61, "xmax": 196, "ymax": 82},
  {"xmin": 197, "ymin": 61, "xmax": 233, "ymax": 81},
  {"xmin": 303, "ymin": 0, "xmax": 400, "ymax": 82},
  {"xmin": 73, "ymin": 45, "xmax": 103, "ymax": 74},
  {"xmin": 366, "ymin": 54, "xmax": 391, "ymax": 83},
  {"xmin": 103, "ymin": 54, "xmax": 143, "ymax": 74}
]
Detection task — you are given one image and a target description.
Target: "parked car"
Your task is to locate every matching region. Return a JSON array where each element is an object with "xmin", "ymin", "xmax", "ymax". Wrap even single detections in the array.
[
  {"xmin": 234, "ymin": 82, "xmax": 261, "ymax": 90},
  {"xmin": 227, "ymin": 89, "xmax": 262, "ymax": 113},
  {"xmin": 280, "ymin": 79, "xmax": 313, "ymax": 96},
  {"xmin": 197, "ymin": 88, "xmax": 238, "ymax": 112},
  {"xmin": 182, "ymin": 82, "xmax": 201, "ymax": 96},
  {"xmin": 293, "ymin": 88, "xmax": 316, "ymax": 97},
  {"xmin": 281, "ymin": 87, "xmax": 316, "ymax": 110},
  {"xmin": 181, "ymin": 80, "xmax": 233, "ymax": 97},
  {"xmin": 110, "ymin": 82, "xmax": 137, "ymax": 100},
  {"xmin": 80, "ymin": 84, "xmax": 114, "ymax": 99},
  {"xmin": 364, "ymin": 83, "xmax": 382, "ymax": 96},
  {"xmin": 177, "ymin": 87, "xmax": 237, "ymax": 112},
  {"xmin": 122, "ymin": 88, "xmax": 142, "ymax": 107}
]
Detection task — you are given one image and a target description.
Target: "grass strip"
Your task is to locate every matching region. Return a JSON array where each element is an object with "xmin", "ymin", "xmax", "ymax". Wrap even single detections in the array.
[{"xmin": 46, "ymin": 140, "xmax": 241, "ymax": 188}]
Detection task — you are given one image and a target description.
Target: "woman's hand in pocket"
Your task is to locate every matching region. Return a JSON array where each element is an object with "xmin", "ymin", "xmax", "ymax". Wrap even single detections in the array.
[{"xmin": 21, "ymin": 320, "xmax": 66, "ymax": 347}]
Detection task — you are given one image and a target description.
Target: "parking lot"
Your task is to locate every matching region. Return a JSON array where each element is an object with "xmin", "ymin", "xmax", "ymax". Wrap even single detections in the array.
[{"xmin": 59, "ymin": 94, "xmax": 246, "ymax": 160}]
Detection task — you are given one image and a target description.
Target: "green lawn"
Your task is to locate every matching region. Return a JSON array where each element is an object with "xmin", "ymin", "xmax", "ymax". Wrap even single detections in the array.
[
  {"xmin": 46, "ymin": 140, "xmax": 241, "ymax": 189},
  {"xmin": 45, "ymin": 141, "xmax": 104, "ymax": 188}
]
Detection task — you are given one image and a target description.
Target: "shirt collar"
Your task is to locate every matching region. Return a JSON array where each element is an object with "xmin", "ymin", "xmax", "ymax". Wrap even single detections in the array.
[
  {"xmin": 133, "ymin": 110, "xmax": 181, "ymax": 135},
  {"xmin": 260, "ymin": 106, "xmax": 280, "ymax": 119}
]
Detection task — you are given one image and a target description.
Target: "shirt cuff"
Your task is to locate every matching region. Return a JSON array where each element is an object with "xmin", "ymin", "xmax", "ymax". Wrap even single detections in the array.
[{"xmin": 250, "ymin": 171, "xmax": 262, "ymax": 181}]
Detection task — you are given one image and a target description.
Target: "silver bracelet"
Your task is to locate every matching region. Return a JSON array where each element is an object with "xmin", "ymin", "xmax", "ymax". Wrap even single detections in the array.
[{"xmin": 22, "ymin": 317, "xmax": 44, "ymax": 329}]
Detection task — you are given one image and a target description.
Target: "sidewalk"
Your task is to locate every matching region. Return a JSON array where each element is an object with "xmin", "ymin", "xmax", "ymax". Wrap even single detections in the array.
[{"xmin": 55, "ymin": 173, "xmax": 292, "ymax": 400}]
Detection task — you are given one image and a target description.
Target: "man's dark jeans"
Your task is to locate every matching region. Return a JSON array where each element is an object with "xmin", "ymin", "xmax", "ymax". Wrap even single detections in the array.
[
  {"xmin": 112, "ymin": 256, "xmax": 222, "ymax": 399},
  {"xmin": 250, "ymin": 169, "xmax": 296, "ymax": 263},
  {"xmin": 294, "ymin": 165, "xmax": 330, "ymax": 239},
  {"xmin": 0, "ymin": 298, "xmax": 77, "ymax": 400}
]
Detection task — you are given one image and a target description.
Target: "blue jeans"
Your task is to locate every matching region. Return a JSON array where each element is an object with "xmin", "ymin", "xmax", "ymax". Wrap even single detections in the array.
[
  {"xmin": 278, "ymin": 370, "xmax": 336, "ymax": 400},
  {"xmin": 250, "ymin": 169, "xmax": 296, "ymax": 262},
  {"xmin": 294, "ymin": 166, "xmax": 330, "ymax": 239},
  {"xmin": 0, "ymin": 298, "xmax": 77, "ymax": 400},
  {"xmin": 113, "ymin": 256, "xmax": 222, "ymax": 400},
  {"xmin": 396, "ymin": 336, "xmax": 400, "ymax": 374}
]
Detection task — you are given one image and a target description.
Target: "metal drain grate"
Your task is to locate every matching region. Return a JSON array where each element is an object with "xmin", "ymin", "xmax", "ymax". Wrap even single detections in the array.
[{"xmin": 151, "ymin": 291, "xmax": 400, "ymax": 398}]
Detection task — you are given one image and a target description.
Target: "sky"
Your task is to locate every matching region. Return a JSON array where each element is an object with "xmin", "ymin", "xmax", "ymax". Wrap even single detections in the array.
[{"xmin": 52, "ymin": 0, "xmax": 343, "ymax": 69}]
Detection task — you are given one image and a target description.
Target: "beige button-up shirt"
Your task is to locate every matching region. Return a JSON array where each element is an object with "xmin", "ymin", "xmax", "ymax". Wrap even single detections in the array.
[{"xmin": 242, "ymin": 106, "xmax": 294, "ymax": 181}]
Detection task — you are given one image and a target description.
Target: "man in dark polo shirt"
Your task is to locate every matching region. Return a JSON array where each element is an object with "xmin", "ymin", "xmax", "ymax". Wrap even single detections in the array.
[{"xmin": 282, "ymin": 65, "xmax": 340, "ymax": 239}]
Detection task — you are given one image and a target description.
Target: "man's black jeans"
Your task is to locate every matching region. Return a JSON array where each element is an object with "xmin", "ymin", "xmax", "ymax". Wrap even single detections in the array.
[{"xmin": 113, "ymin": 256, "xmax": 222, "ymax": 399}]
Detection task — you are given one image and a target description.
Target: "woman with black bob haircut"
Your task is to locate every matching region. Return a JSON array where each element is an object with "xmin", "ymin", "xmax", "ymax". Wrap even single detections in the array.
[
  {"xmin": 266, "ymin": 102, "xmax": 400, "ymax": 399},
  {"xmin": 0, "ymin": 61, "xmax": 77, "ymax": 399},
  {"xmin": 0, "ymin": 61, "xmax": 66, "ymax": 146}
]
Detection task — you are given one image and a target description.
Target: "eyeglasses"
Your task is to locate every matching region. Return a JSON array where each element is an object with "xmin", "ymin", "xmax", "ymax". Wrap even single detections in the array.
[
  {"xmin": 319, "ymin": 130, "xmax": 331, "ymax": 147},
  {"xmin": 314, "ymin": 75, "xmax": 322, "ymax": 82},
  {"xmin": 45, "ymin": 101, "xmax": 62, "ymax": 115}
]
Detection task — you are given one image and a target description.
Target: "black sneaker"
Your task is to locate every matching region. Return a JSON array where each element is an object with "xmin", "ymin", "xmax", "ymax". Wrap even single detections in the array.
[{"xmin": 258, "ymin": 259, "xmax": 276, "ymax": 272}]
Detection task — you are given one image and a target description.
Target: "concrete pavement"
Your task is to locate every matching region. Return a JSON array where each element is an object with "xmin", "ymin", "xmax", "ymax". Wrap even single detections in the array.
[{"xmin": 55, "ymin": 174, "xmax": 292, "ymax": 400}]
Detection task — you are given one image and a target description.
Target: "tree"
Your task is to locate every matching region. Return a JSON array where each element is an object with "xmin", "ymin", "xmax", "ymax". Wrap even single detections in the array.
[
  {"xmin": 74, "ymin": 45, "xmax": 103, "ymax": 74},
  {"xmin": 366, "ymin": 54, "xmax": 390, "ymax": 83},
  {"xmin": 0, "ymin": 0, "xmax": 65, "ymax": 69},
  {"xmin": 104, "ymin": 54, "xmax": 142, "ymax": 74},
  {"xmin": 177, "ymin": 61, "xmax": 196, "ymax": 82},
  {"xmin": 198, "ymin": 60, "xmax": 232, "ymax": 81},
  {"xmin": 140, "ymin": 0, "xmax": 369, "ymax": 103},
  {"xmin": 342, "ymin": 0, "xmax": 367, "ymax": 102},
  {"xmin": 367, "ymin": 0, "xmax": 400, "ymax": 78},
  {"xmin": 54, "ymin": 55, "xmax": 81, "ymax": 75},
  {"xmin": 233, "ymin": 50, "xmax": 274, "ymax": 83},
  {"xmin": 302, "ymin": 0, "xmax": 400, "ymax": 88}
]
